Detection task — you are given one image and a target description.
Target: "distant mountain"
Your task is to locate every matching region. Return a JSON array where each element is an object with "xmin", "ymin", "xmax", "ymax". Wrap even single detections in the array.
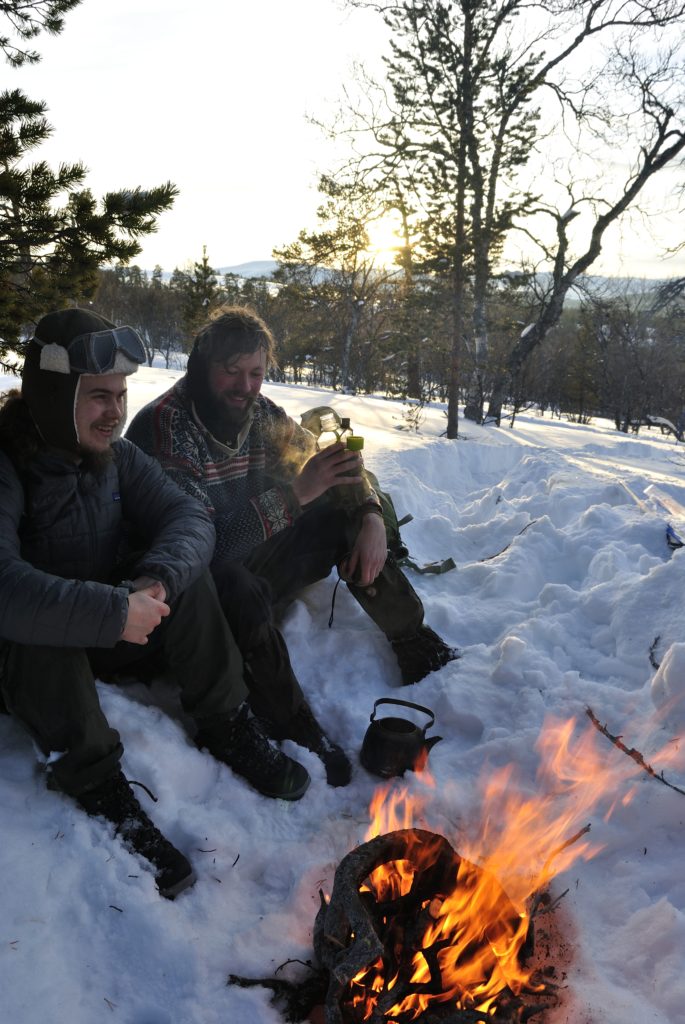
[
  {"xmin": 218, "ymin": 260, "xmax": 278, "ymax": 279},
  {"xmin": 148, "ymin": 262, "xmax": 674, "ymax": 291},
  {"xmin": 146, "ymin": 260, "xmax": 278, "ymax": 283}
]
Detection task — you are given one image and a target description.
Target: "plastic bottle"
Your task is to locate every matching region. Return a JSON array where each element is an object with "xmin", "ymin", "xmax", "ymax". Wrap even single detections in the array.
[{"xmin": 317, "ymin": 414, "xmax": 373, "ymax": 509}]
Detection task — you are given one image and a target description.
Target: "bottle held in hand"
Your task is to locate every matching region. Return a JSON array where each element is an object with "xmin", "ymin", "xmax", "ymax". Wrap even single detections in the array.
[{"xmin": 317, "ymin": 414, "xmax": 373, "ymax": 509}]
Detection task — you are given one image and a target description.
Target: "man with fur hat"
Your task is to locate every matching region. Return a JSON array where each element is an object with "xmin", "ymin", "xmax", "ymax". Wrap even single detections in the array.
[
  {"xmin": 0, "ymin": 307, "xmax": 311, "ymax": 901},
  {"xmin": 127, "ymin": 307, "xmax": 458, "ymax": 781}
]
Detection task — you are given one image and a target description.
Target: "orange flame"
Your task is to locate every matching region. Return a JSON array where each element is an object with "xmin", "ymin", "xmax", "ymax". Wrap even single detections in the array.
[{"xmin": 349, "ymin": 713, "xmax": 663, "ymax": 1021}]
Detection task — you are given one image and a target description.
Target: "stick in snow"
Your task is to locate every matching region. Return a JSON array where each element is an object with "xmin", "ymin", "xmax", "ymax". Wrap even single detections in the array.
[{"xmin": 585, "ymin": 707, "xmax": 685, "ymax": 797}]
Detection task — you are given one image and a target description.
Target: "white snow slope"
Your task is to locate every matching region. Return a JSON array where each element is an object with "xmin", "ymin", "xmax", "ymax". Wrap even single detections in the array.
[{"xmin": 1, "ymin": 365, "xmax": 684, "ymax": 1024}]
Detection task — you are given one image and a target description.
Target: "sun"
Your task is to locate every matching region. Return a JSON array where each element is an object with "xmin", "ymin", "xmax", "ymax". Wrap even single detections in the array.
[{"xmin": 365, "ymin": 212, "xmax": 405, "ymax": 267}]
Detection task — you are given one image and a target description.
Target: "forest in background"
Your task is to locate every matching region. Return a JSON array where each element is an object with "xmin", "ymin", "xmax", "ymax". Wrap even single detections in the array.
[
  {"xmin": 3, "ymin": 0, "xmax": 685, "ymax": 439},
  {"xmin": 92, "ymin": 250, "xmax": 685, "ymax": 439}
]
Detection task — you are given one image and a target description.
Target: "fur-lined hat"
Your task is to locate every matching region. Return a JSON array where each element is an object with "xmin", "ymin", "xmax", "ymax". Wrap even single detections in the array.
[{"xmin": 22, "ymin": 308, "xmax": 144, "ymax": 454}]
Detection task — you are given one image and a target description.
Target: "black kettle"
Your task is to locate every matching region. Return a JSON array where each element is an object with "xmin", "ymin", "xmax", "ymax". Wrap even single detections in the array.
[{"xmin": 360, "ymin": 698, "xmax": 442, "ymax": 778}]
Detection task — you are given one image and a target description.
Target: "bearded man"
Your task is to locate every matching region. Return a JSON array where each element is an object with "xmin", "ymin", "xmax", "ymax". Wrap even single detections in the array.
[
  {"xmin": 0, "ymin": 308, "xmax": 311, "ymax": 901},
  {"xmin": 127, "ymin": 307, "xmax": 458, "ymax": 785}
]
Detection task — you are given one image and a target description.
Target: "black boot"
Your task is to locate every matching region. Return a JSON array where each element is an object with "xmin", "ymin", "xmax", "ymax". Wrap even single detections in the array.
[
  {"xmin": 77, "ymin": 771, "xmax": 195, "ymax": 900},
  {"xmin": 270, "ymin": 703, "xmax": 352, "ymax": 788},
  {"xmin": 391, "ymin": 625, "xmax": 460, "ymax": 685},
  {"xmin": 196, "ymin": 704, "xmax": 311, "ymax": 801}
]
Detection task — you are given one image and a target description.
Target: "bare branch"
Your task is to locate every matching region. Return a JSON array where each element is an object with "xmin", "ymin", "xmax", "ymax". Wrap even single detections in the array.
[{"xmin": 586, "ymin": 707, "xmax": 685, "ymax": 796}]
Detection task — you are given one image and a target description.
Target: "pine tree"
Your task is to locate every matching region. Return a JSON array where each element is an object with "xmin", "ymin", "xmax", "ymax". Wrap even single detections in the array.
[
  {"xmin": 0, "ymin": 88, "xmax": 177, "ymax": 348},
  {"xmin": 177, "ymin": 246, "xmax": 219, "ymax": 346},
  {"xmin": 339, "ymin": 0, "xmax": 685, "ymax": 432},
  {"xmin": 0, "ymin": 0, "xmax": 82, "ymax": 67},
  {"xmin": 0, "ymin": 2, "xmax": 178, "ymax": 356},
  {"xmin": 95, "ymin": 265, "xmax": 184, "ymax": 368},
  {"xmin": 275, "ymin": 175, "xmax": 395, "ymax": 392}
]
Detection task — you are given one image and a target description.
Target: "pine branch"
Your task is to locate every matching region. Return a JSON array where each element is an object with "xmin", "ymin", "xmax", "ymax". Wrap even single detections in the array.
[{"xmin": 0, "ymin": 1, "xmax": 82, "ymax": 66}]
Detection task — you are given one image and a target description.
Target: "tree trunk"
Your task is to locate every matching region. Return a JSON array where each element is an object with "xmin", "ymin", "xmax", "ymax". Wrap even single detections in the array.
[
  {"xmin": 446, "ymin": 267, "xmax": 464, "ymax": 439},
  {"xmin": 340, "ymin": 296, "xmax": 362, "ymax": 391}
]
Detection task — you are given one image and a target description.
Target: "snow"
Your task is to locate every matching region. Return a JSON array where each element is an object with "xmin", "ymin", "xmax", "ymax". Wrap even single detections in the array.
[{"xmin": 2, "ymin": 364, "xmax": 685, "ymax": 1024}]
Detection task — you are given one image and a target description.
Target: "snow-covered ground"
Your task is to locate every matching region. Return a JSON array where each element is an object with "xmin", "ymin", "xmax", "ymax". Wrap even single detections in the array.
[{"xmin": 2, "ymin": 364, "xmax": 685, "ymax": 1024}]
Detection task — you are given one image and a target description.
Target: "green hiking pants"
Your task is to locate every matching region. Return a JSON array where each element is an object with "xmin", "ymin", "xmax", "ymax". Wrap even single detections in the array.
[
  {"xmin": 242, "ymin": 502, "xmax": 425, "ymax": 640},
  {"xmin": 211, "ymin": 504, "xmax": 425, "ymax": 730},
  {"xmin": 0, "ymin": 570, "xmax": 247, "ymax": 796}
]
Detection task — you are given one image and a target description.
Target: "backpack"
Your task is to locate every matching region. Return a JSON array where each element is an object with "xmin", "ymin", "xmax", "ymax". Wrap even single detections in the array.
[{"xmin": 300, "ymin": 406, "xmax": 455, "ymax": 575}]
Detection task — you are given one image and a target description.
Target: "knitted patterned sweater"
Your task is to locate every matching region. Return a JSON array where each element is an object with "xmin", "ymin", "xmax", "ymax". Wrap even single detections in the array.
[{"xmin": 127, "ymin": 377, "xmax": 316, "ymax": 564}]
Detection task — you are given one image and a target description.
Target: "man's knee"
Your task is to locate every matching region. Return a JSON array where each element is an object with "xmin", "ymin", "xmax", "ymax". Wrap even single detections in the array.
[
  {"xmin": 2, "ymin": 643, "xmax": 91, "ymax": 715},
  {"xmin": 348, "ymin": 555, "xmax": 424, "ymax": 640},
  {"xmin": 211, "ymin": 561, "xmax": 274, "ymax": 645},
  {"xmin": 166, "ymin": 569, "xmax": 224, "ymax": 624},
  {"xmin": 0, "ymin": 643, "xmax": 122, "ymax": 793}
]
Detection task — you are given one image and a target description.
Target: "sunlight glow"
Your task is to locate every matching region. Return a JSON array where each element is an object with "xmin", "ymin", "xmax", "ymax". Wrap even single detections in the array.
[{"xmin": 365, "ymin": 212, "xmax": 405, "ymax": 267}]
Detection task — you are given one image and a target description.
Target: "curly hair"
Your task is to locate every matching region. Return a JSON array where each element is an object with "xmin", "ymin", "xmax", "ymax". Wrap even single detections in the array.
[
  {"xmin": 0, "ymin": 390, "xmax": 43, "ymax": 467},
  {"xmin": 192, "ymin": 305, "xmax": 277, "ymax": 367}
]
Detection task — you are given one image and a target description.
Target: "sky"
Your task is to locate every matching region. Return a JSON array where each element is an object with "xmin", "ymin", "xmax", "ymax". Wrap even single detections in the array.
[
  {"xmin": 2, "ymin": 366, "xmax": 685, "ymax": 1023},
  {"xmin": 14, "ymin": 0, "xmax": 389, "ymax": 273},
  {"xmin": 7, "ymin": 0, "xmax": 685, "ymax": 277}
]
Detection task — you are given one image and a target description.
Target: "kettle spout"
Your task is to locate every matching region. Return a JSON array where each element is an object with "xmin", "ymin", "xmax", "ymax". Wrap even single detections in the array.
[{"xmin": 425, "ymin": 734, "xmax": 443, "ymax": 753}]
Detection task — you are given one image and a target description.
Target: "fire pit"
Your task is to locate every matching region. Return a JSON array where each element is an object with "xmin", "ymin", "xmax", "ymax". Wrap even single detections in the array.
[
  {"xmin": 312, "ymin": 828, "xmax": 549, "ymax": 1024},
  {"xmin": 228, "ymin": 716, "xmax": 625, "ymax": 1022},
  {"xmin": 228, "ymin": 825, "xmax": 557, "ymax": 1023}
]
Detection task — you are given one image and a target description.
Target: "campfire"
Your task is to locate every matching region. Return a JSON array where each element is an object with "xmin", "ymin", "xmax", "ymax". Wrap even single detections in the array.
[
  {"xmin": 230, "ymin": 712, "xmax": 677, "ymax": 1023},
  {"xmin": 312, "ymin": 826, "xmax": 543, "ymax": 1023},
  {"xmin": 306, "ymin": 718, "xmax": 621, "ymax": 1023}
]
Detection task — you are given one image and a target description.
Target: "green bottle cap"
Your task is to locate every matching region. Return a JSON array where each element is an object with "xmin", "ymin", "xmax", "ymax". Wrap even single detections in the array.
[{"xmin": 346, "ymin": 435, "xmax": 364, "ymax": 451}]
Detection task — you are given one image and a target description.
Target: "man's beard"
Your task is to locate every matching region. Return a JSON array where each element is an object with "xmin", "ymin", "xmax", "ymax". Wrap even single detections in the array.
[
  {"xmin": 75, "ymin": 419, "xmax": 122, "ymax": 472},
  {"xmin": 191, "ymin": 374, "xmax": 256, "ymax": 441},
  {"xmin": 78, "ymin": 445, "xmax": 115, "ymax": 474}
]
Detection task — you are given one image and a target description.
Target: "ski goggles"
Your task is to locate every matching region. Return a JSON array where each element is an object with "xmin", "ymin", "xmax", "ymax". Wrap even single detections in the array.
[{"xmin": 36, "ymin": 325, "xmax": 146, "ymax": 374}]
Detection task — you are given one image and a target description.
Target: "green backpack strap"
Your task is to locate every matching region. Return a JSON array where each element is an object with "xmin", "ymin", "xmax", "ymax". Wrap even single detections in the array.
[
  {"xmin": 398, "ymin": 554, "xmax": 457, "ymax": 575},
  {"xmin": 366, "ymin": 474, "xmax": 457, "ymax": 575}
]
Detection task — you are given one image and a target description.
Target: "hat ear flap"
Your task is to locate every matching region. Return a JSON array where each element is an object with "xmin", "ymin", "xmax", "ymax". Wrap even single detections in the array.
[{"xmin": 38, "ymin": 343, "xmax": 71, "ymax": 375}]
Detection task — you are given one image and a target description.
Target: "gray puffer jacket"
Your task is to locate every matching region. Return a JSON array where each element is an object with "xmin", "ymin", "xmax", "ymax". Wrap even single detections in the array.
[{"xmin": 0, "ymin": 438, "xmax": 216, "ymax": 648}]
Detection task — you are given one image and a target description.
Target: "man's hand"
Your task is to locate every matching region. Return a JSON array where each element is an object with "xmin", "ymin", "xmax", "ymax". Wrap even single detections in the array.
[
  {"xmin": 131, "ymin": 577, "xmax": 167, "ymax": 603},
  {"xmin": 121, "ymin": 584, "xmax": 170, "ymax": 645},
  {"xmin": 340, "ymin": 513, "xmax": 388, "ymax": 588},
  {"xmin": 291, "ymin": 442, "xmax": 363, "ymax": 507}
]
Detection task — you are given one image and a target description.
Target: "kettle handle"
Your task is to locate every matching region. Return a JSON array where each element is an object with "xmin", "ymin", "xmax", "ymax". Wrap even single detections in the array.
[{"xmin": 370, "ymin": 697, "xmax": 435, "ymax": 735}]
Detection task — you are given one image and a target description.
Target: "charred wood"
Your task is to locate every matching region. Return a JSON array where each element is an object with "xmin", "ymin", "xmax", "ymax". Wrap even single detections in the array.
[
  {"xmin": 227, "ymin": 965, "xmax": 328, "ymax": 1023},
  {"xmin": 314, "ymin": 829, "xmax": 462, "ymax": 986},
  {"xmin": 229, "ymin": 829, "xmax": 559, "ymax": 1024}
]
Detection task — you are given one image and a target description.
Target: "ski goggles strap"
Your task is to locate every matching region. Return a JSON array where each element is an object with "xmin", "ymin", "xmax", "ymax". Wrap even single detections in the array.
[{"xmin": 35, "ymin": 325, "xmax": 146, "ymax": 374}]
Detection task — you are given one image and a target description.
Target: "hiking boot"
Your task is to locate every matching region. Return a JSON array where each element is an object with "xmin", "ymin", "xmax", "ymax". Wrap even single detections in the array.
[
  {"xmin": 273, "ymin": 703, "xmax": 352, "ymax": 788},
  {"xmin": 196, "ymin": 704, "xmax": 311, "ymax": 801},
  {"xmin": 391, "ymin": 625, "xmax": 461, "ymax": 686},
  {"xmin": 77, "ymin": 771, "xmax": 195, "ymax": 900}
]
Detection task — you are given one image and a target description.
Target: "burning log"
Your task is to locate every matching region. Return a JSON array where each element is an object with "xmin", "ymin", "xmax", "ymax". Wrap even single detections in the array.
[
  {"xmin": 314, "ymin": 830, "xmax": 457, "ymax": 983},
  {"xmin": 313, "ymin": 828, "xmax": 543, "ymax": 1024},
  {"xmin": 228, "ymin": 827, "xmax": 561, "ymax": 1023}
]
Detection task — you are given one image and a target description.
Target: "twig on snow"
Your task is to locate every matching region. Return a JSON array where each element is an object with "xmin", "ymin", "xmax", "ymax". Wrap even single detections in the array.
[
  {"xmin": 586, "ymin": 707, "xmax": 685, "ymax": 797},
  {"xmin": 478, "ymin": 519, "xmax": 539, "ymax": 562},
  {"xmin": 540, "ymin": 824, "xmax": 591, "ymax": 880}
]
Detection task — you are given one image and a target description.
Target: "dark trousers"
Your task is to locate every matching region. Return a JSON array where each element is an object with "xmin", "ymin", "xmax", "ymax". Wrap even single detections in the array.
[
  {"xmin": 0, "ymin": 570, "xmax": 247, "ymax": 796},
  {"xmin": 212, "ymin": 504, "xmax": 424, "ymax": 729}
]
